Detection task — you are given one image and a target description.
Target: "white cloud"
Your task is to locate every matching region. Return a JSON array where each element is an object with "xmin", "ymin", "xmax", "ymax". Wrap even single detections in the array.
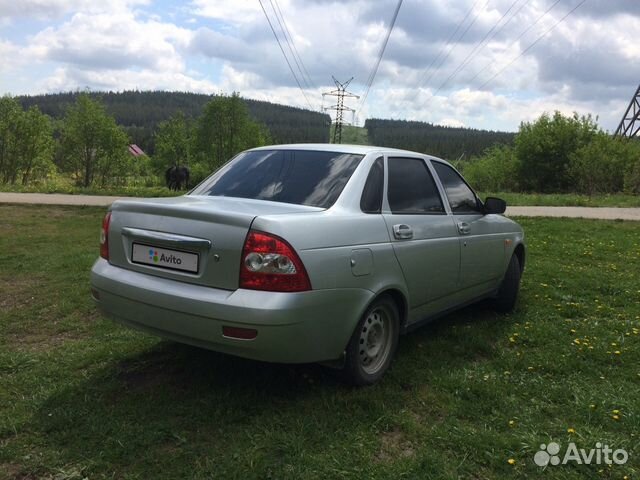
[
  {"xmin": 29, "ymin": 11, "xmax": 192, "ymax": 72},
  {"xmin": 41, "ymin": 66, "xmax": 218, "ymax": 93},
  {"xmin": 189, "ymin": 0, "xmax": 261, "ymax": 24},
  {"xmin": 0, "ymin": 0, "xmax": 151, "ymax": 19}
]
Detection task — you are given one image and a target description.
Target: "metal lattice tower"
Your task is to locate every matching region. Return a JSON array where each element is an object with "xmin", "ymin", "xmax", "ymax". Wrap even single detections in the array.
[
  {"xmin": 615, "ymin": 83, "xmax": 640, "ymax": 138},
  {"xmin": 322, "ymin": 77, "xmax": 359, "ymax": 144}
]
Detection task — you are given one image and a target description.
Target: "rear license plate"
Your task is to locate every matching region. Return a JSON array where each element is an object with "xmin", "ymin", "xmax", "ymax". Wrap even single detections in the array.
[{"xmin": 131, "ymin": 243, "xmax": 199, "ymax": 274}]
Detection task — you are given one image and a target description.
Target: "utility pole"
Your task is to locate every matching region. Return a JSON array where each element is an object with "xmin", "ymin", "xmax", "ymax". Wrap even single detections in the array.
[
  {"xmin": 615, "ymin": 83, "xmax": 640, "ymax": 138},
  {"xmin": 323, "ymin": 77, "xmax": 359, "ymax": 144}
]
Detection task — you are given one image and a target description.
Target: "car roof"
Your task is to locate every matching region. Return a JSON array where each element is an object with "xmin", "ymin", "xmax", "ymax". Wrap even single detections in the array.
[{"xmin": 247, "ymin": 143, "xmax": 451, "ymax": 164}]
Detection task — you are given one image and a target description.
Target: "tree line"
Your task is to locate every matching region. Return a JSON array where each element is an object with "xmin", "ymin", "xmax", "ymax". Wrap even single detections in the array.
[
  {"xmin": 365, "ymin": 118, "xmax": 515, "ymax": 160},
  {"xmin": 18, "ymin": 90, "xmax": 331, "ymax": 155},
  {"xmin": 460, "ymin": 112, "xmax": 640, "ymax": 195}
]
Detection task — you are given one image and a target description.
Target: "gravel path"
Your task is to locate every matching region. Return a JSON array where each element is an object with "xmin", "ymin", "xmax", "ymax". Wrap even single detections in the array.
[{"xmin": 1, "ymin": 192, "xmax": 639, "ymax": 221}]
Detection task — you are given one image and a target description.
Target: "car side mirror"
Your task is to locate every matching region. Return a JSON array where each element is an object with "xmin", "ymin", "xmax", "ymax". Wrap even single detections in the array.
[{"xmin": 484, "ymin": 197, "xmax": 506, "ymax": 215}]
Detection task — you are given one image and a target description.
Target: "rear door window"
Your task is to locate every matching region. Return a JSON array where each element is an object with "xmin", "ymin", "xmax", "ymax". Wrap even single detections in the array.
[
  {"xmin": 387, "ymin": 157, "xmax": 444, "ymax": 214},
  {"xmin": 190, "ymin": 150, "xmax": 363, "ymax": 208},
  {"xmin": 360, "ymin": 157, "xmax": 384, "ymax": 213}
]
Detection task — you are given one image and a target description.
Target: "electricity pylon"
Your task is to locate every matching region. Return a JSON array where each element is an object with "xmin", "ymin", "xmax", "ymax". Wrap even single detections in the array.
[
  {"xmin": 323, "ymin": 77, "xmax": 359, "ymax": 144},
  {"xmin": 615, "ymin": 83, "xmax": 640, "ymax": 138}
]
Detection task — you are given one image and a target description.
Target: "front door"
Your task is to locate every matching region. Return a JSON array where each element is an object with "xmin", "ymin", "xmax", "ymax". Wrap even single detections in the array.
[{"xmin": 431, "ymin": 161, "xmax": 504, "ymax": 291}]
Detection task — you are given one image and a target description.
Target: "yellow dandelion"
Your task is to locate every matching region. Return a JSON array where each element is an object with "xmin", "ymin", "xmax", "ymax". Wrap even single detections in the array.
[
  {"xmin": 567, "ymin": 428, "xmax": 575, "ymax": 434},
  {"xmin": 507, "ymin": 458, "xmax": 516, "ymax": 465},
  {"xmin": 508, "ymin": 420, "xmax": 515, "ymax": 427},
  {"xmin": 612, "ymin": 409, "xmax": 620, "ymax": 415},
  {"xmin": 613, "ymin": 415, "xmax": 620, "ymax": 421}
]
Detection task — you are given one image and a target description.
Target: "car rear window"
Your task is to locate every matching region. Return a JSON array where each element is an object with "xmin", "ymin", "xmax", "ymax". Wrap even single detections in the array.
[{"xmin": 190, "ymin": 150, "xmax": 363, "ymax": 208}]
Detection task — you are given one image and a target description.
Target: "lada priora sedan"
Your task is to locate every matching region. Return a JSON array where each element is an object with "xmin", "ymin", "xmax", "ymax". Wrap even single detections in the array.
[{"xmin": 91, "ymin": 144, "xmax": 525, "ymax": 385}]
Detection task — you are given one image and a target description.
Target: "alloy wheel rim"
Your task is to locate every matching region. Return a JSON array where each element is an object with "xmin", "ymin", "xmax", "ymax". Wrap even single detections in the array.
[{"xmin": 358, "ymin": 307, "xmax": 393, "ymax": 375}]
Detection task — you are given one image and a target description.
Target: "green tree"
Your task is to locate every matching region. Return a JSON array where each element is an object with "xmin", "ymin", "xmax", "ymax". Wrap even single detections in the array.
[
  {"xmin": 14, "ymin": 106, "xmax": 55, "ymax": 185},
  {"xmin": 515, "ymin": 112, "xmax": 599, "ymax": 192},
  {"xmin": 0, "ymin": 96, "xmax": 21, "ymax": 183},
  {"xmin": 462, "ymin": 144, "xmax": 520, "ymax": 192},
  {"xmin": 0, "ymin": 98, "xmax": 55, "ymax": 185},
  {"xmin": 194, "ymin": 93, "xmax": 269, "ymax": 171},
  {"xmin": 153, "ymin": 111, "xmax": 193, "ymax": 174},
  {"xmin": 61, "ymin": 94, "xmax": 129, "ymax": 187}
]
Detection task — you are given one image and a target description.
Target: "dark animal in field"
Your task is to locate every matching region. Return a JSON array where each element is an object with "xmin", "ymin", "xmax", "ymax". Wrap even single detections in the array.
[{"xmin": 165, "ymin": 166, "xmax": 190, "ymax": 191}]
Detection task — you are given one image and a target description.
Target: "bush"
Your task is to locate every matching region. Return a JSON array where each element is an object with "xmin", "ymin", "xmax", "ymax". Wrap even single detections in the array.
[
  {"xmin": 462, "ymin": 144, "xmax": 520, "ymax": 192},
  {"xmin": 515, "ymin": 112, "xmax": 599, "ymax": 192},
  {"xmin": 567, "ymin": 133, "xmax": 636, "ymax": 195},
  {"xmin": 623, "ymin": 142, "xmax": 640, "ymax": 194}
]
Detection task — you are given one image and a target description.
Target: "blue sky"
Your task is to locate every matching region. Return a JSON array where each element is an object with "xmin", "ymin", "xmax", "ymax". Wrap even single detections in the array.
[{"xmin": 1, "ymin": 0, "xmax": 639, "ymax": 132}]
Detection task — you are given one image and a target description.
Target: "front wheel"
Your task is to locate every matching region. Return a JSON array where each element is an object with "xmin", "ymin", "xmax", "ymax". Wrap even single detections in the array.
[{"xmin": 342, "ymin": 295, "xmax": 400, "ymax": 386}]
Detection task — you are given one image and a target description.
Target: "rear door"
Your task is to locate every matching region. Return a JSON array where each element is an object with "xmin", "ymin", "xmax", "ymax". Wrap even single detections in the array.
[
  {"xmin": 431, "ymin": 160, "xmax": 504, "ymax": 290},
  {"xmin": 382, "ymin": 157, "xmax": 460, "ymax": 308}
]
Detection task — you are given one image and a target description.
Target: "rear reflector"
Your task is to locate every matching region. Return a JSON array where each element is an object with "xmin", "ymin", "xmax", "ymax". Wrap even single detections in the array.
[
  {"xmin": 222, "ymin": 326, "xmax": 258, "ymax": 340},
  {"xmin": 100, "ymin": 212, "xmax": 111, "ymax": 260}
]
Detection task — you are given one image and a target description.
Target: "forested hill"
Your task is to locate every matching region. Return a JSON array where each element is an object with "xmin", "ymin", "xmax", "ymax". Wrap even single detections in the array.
[
  {"xmin": 17, "ymin": 90, "xmax": 331, "ymax": 154},
  {"xmin": 365, "ymin": 118, "xmax": 514, "ymax": 160}
]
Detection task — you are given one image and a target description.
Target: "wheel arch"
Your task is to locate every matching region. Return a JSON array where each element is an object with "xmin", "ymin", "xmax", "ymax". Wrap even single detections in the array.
[
  {"xmin": 374, "ymin": 288, "xmax": 409, "ymax": 330},
  {"xmin": 514, "ymin": 243, "xmax": 525, "ymax": 273}
]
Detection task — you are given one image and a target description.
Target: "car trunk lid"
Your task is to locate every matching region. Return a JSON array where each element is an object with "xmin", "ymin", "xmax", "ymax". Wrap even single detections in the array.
[{"xmin": 107, "ymin": 195, "xmax": 323, "ymax": 290}]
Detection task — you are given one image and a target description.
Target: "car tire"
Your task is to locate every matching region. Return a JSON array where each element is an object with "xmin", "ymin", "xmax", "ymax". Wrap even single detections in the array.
[
  {"xmin": 342, "ymin": 295, "xmax": 400, "ymax": 386},
  {"xmin": 493, "ymin": 254, "xmax": 521, "ymax": 313}
]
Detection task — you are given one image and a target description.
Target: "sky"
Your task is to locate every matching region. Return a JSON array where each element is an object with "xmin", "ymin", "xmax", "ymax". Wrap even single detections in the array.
[{"xmin": 1, "ymin": 0, "xmax": 639, "ymax": 132}]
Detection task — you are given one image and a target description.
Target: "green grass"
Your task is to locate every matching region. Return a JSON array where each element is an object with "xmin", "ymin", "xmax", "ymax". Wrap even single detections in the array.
[
  {"xmin": 480, "ymin": 191, "xmax": 640, "ymax": 208},
  {"xmin": 1, "ymin": 205, "xmax": 639, "ymax": 479},
  {"xmin": 0, "ymin": 182, "xmax": 182, "ymax": 197}
]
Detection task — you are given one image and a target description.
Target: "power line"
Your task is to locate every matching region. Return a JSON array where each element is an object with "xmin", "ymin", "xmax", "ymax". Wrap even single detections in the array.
[
  {"xmin": 358, "ymin": 0, "xmax": 404, "ymax": 111},
  {"xmin": 467, "ymin": 0, "xmax": 562, "ymax": 86},
  {"xmin": 419, "ymin": 0, "xmax": 489, "ymax": 90},
  {"xmin": 269, "ymin": 0, "xmax": 315, "ymax": 90},
  {"xmin": 478, "ymin": 0, "xmax": 587, "ymax": 89},
  {"xmin": 424, "ymin": 0, "xmax": 522, "ymax": 105},
  {"xmin": 257, "ymin": 0, "xmax": 315, "ymax": 110}
]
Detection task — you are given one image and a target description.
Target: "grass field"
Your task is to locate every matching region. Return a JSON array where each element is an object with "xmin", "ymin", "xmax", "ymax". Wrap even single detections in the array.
[
  {"xmin": 480, "ymin": 192, "xmax": 640, "ymax": 208},
  {"xmin": 0, "ymin": 205, "xmax": 638, "ymax": 479},
  {"xmin": 0, "ymin": 182, "xmax": 181, "ymax": 198}
]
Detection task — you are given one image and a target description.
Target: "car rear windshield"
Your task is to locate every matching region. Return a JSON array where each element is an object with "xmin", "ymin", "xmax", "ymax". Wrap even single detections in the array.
[{"xmin": 190, "ymin": 149, "xmax": 364, "ymax": 208}]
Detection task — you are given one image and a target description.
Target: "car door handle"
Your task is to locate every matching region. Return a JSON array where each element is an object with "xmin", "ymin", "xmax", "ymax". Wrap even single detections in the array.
[
  {"xmin": 393, "ymin": 224, "xmax": 413, "ymax": 239},
  {"xmin": 458, "ymin": 222, "xmax": 471, "ymax": 235}
]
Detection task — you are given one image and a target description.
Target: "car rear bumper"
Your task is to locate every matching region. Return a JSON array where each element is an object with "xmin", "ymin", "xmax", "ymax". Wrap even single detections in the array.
[{"xmin": 90, "ymin": 258, "xmax": 374, "ymax": 363}]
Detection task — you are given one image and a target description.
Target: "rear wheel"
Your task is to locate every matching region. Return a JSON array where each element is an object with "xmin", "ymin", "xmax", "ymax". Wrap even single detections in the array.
[
  {"xmin": 343, "ymin": 295, "xmax": 400, "ymax": 386},
  {"xmin": 493, "ymin": 254, "xmax": 521, "ymax": 313}
]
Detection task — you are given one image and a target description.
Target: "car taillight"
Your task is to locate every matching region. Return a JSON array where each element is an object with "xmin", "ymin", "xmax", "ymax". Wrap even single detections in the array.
[
  {"xmin": 100, "ymin": 212, "xmax": 111, "ymax": 260},
  {"xmin": 239, "ymin": 230, "xmax": 311, "ymax": 292}
]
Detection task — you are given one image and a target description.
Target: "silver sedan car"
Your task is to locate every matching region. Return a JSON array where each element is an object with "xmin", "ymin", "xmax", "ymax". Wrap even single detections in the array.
[{"xmin": 91, "ymin": 144, "xmax": 525, "ymax": 385}]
